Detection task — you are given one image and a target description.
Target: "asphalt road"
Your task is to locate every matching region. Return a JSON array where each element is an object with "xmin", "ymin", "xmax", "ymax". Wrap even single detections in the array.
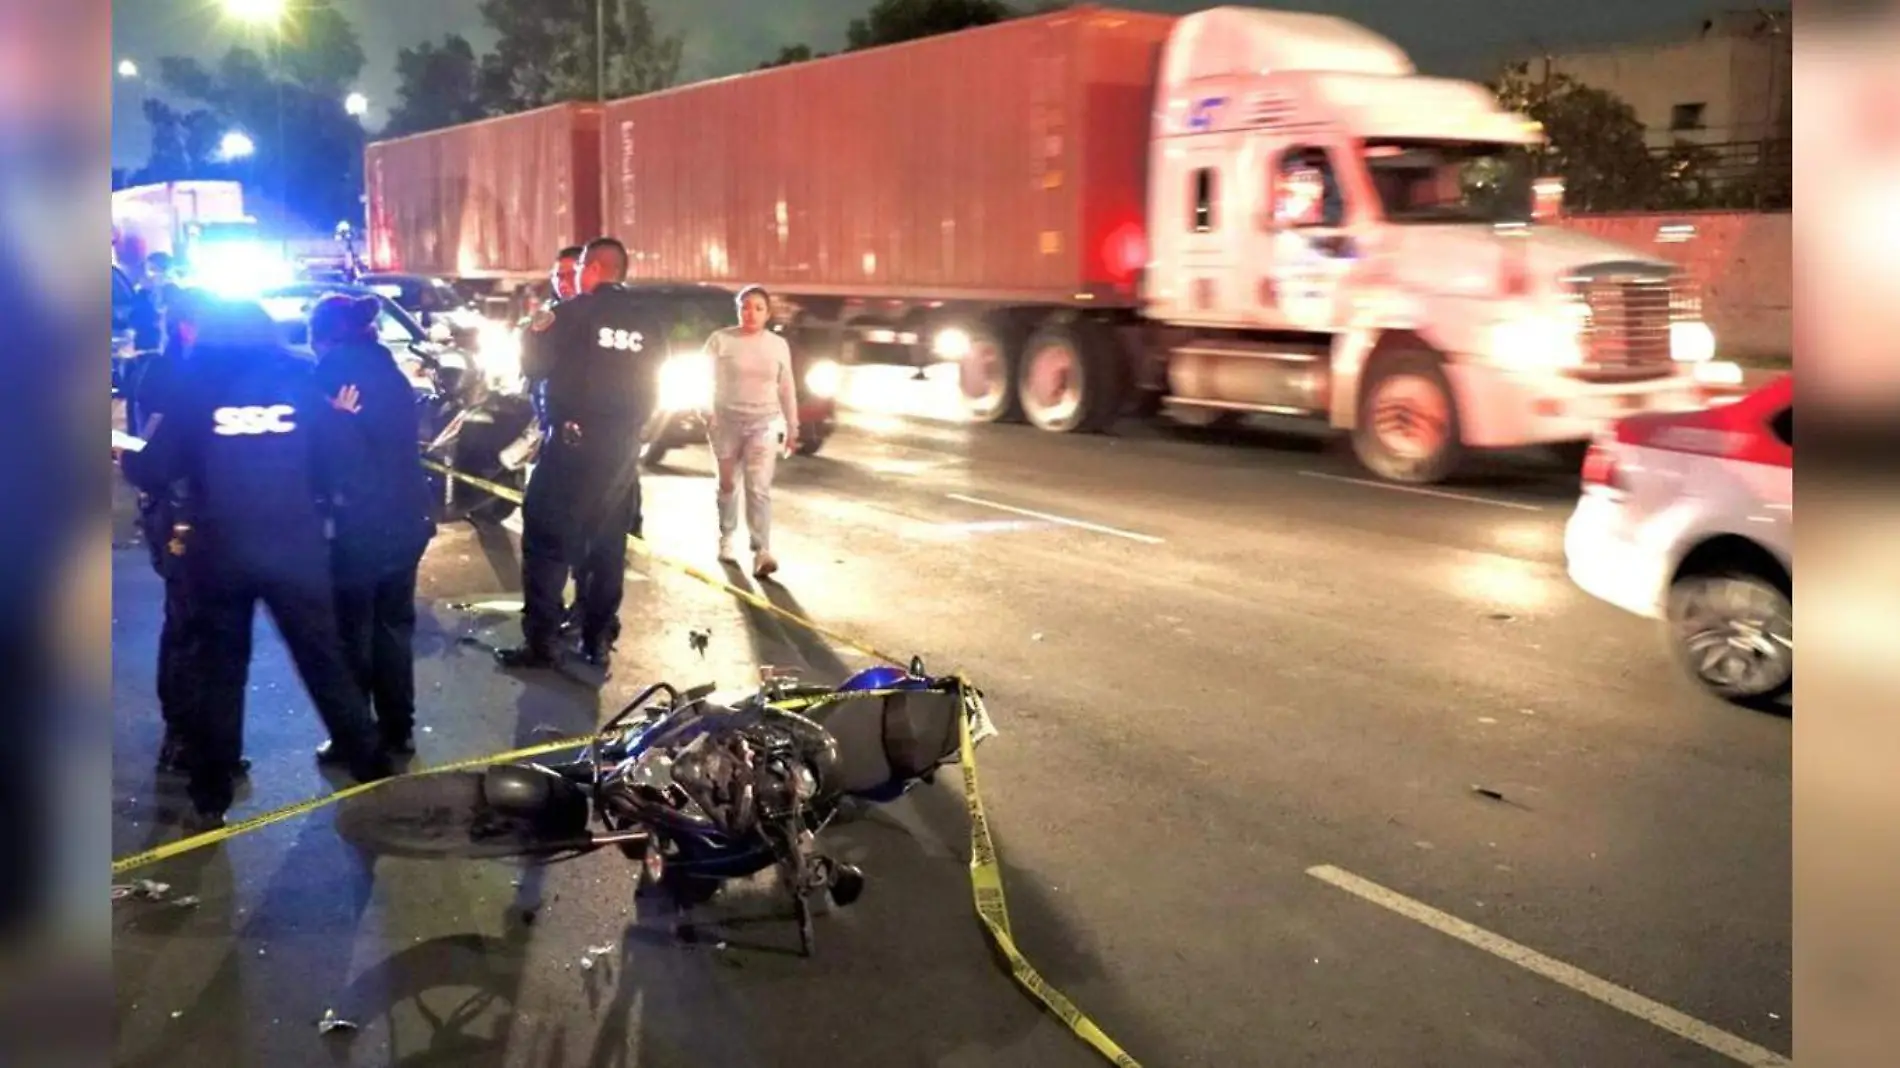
[{"xmin": 111, "ymin": 370, "xmax": 1791, "ymax": 1068}]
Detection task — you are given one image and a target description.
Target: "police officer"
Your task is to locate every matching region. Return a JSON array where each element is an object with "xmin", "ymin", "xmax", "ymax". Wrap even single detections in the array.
[
  {"xmin": 526, "ymin": 246, "xmax": 592, "ymax": 637},
  {"xmin": 497, "ymin": 237, "xmax": 663, "ymax": 670},
  {"xmin": 126, "ymin": 286, "xmax": 213, "ymax": 773},
  {"xmin": 528, "ymin": 245, "xmax": 584, "ymax": 435},
  {"xmin": 119, "ymin": 297, "xmax": 394, "ymax": 829}
]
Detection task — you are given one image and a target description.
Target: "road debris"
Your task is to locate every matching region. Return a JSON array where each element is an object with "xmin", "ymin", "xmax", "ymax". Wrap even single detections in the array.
[
  {"xmin": 579, "ymin": 943, "xmax": 617, "ymax": 970},
  {"xmin": 688, "ymin": 627, "xmax": 712, "ymax": 657},
  {"xmin": 112, "ymin": 879, "xmax": 171, "ymax": 902},
  {"xmin": 317, "ymin": 1009, "xmax": 359, "ymax": 1035},
  {"xmin": 1471, "ymin": 785, "xmax": 1506, "ymax": 802}
]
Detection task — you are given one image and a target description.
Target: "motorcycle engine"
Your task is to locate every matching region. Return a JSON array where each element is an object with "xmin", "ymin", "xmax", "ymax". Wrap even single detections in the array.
[{"xmin": 596, "ymin": 708, "xmax": 842, "ymax": 842}]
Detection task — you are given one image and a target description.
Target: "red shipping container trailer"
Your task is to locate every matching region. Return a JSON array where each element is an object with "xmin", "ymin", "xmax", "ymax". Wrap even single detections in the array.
[
  {"xmin": 600, "ymin": 7, "xmax": 1175, "ymax": 305},
  {"xmin": 365, "ymin": 102, "xmax": 603, "ymax": 282}
]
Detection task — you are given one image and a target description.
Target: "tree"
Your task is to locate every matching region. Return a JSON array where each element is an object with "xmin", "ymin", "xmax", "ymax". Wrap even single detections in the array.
[
  {"xmin": 845, "ymin": 0, "xmax": 1017, "ymax": 51},
  {"xmin": 272, "ymin": 0, "xmax": 367, "ymax": 97},
  {"xmin": 1491, "ymin": 63, "xmax": 1665, "ymax": 213},
  {"xmin": 384, "ymin": 35, "xmax": 491, "ymax": 138},
  {"xmin": 134, "ymin": 2, "xmax": 371, "ymax": 231},
  {"xmin": 477, "ymin": 0, "xmax": 682, "ymax": 107},
  {"xmin": 758, "ymin": 44, "xmax": 827, "ymax": 70},
  {"xmin": 128, "ymin": 98, "xmax": 230, "ymax": 184}
]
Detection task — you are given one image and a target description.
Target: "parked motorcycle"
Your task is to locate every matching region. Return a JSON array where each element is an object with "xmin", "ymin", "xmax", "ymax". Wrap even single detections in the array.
[
  {"xmin": 418, "ymin": 318, "xmax": 542, "ymax": 523},
  {"xmin": 335, "ymin": 658, "xmax": 996, "ymax": 957}
]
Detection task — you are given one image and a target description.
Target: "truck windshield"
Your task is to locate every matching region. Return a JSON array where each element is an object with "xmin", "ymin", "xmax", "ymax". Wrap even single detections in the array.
[{"xmin": 1362, "ymin": 141, "xmax": 1534, "ymax": 225}]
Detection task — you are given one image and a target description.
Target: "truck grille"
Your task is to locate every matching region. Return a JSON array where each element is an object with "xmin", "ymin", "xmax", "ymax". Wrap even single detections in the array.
[{"xmin": 1572, "ymin": 276, "xmax": 1675, "ymax": 379}]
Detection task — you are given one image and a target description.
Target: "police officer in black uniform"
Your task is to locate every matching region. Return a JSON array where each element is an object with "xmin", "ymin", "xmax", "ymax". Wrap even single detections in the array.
[
  {"xmin": 119, "ymin": 297, "xmax": 394, "ymax": 828},
  {"xmin": 127, "ymin": 286, "xmax": 213, "ymax": 773},
  {"xmin": 527, "ymin": 246, "xmax": 593, "ymax": 637},
  {"xmin": 497, "ymin": 237, "xmax": 662, "ymax": 670}
]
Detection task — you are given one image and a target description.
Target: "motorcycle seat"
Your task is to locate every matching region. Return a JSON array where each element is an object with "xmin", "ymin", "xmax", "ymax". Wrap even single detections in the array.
[{"xmin": 809, "ymin": 689, "xmax": 963, "ymax": 796}]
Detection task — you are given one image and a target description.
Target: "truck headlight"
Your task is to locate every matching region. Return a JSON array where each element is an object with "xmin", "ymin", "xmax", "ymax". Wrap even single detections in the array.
[
  {"xmin": 659, "ymin": 353, "xmax": 714, "ymax": 412},
  {"xmin": 1491, "ymin": 310, "xmax": 1584, "ymax": 370},
  {"xmin": 1670, "ymin": 320, "xmax": 1716, "ymax": 363},
  {"xmin": 804, "ymin": 358, "xmax": 842, "ymax": 399}
]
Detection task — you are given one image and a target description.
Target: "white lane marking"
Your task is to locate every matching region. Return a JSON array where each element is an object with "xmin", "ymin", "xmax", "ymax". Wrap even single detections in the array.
[
  {"xmin": 1298, "ymin": 471, "xmax": 1545, "ymax": 513},
  {"xmin": 1306, "ymin": 865, "xmax": 1791, "ymax": 1067},
  {"xmin": 944, "ymin": 493, "xmax": 1165, "ymax": 545}
]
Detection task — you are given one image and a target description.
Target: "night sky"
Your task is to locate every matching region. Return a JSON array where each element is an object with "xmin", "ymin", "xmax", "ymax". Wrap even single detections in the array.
[{"xmin": 111, "ymin": 0, "xmax": 1726, "ymax": 167}]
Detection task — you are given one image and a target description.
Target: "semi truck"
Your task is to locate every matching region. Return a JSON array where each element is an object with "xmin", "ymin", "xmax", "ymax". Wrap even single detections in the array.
[{"xmin": 366, "ymin": 4, "xmax": 1715, "ymax": 484}]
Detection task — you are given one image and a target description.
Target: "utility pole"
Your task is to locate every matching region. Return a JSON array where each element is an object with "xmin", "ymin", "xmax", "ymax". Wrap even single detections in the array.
[{"xmin": 596, "ymin": 0, "xmax": 606, "ymax": 101}]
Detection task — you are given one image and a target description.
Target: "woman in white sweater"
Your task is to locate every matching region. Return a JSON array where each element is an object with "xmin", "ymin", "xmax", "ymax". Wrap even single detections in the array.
[{"xmin": 705, "ymin": 285, "xmax": 800, "ymax": 578}]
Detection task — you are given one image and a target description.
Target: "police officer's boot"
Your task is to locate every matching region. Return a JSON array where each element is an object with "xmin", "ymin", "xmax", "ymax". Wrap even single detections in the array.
[
  {"xmin": 316, "ymin": 732, "xmax": 414, "ymax": 764},
  {"xmin": 580, "ymin": 633, "xmax": 615, "ymax": 669},
  {"xmin": 495, "ymin": 641, "xmax": 562, "ymax": 670}
]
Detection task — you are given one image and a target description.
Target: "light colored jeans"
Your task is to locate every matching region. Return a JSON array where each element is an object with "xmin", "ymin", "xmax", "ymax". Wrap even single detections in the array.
[{"xmin": 711, "ymin": 414, "xmax": 782, "ymax": 552}]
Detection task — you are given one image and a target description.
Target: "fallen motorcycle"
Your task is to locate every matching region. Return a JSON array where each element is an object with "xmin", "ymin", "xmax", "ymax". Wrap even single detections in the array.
[{"xmin": 335, "ymin": 658, "xmax": 996, "ymax": 956}]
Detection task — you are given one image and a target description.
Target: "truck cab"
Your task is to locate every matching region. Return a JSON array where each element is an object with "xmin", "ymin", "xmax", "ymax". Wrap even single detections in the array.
[{"xmin": 1142, "ymin": 8, "xmax": 1711, "ymax": 482}]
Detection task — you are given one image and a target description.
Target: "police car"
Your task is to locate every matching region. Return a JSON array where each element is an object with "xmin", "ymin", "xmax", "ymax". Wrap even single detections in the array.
[{"xmin": 1563, "ymin": 374, "xmax": 1793, "ymax": 708}]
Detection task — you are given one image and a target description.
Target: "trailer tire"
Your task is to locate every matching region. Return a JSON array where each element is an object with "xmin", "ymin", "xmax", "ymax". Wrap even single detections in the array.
[
  {"xmin": 1352, "ymin": 352, "xmax": 1465, "ymax": 485},
  {"xmin": 1018, "ymin": 322, "xmax": 1124, "ymax": 434},
  {"xmin": 955, "ymin": 325, "xmax": 1022, "ymax": 424}
]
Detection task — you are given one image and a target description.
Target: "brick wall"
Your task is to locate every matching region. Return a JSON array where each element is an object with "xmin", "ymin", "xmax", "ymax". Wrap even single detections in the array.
[{"xmin": 1557, "ymin": 210, "xmax": 1791, "ymax": 362}]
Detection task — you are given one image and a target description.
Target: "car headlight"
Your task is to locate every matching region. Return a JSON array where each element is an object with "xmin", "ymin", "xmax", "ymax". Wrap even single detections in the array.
[
  {"xmin": 478, "ymin": 321, "xmax": 522, "ymax": 384},
  {"xmin": 1670, "ymin": 320, "xmax": 1716, "ymax": 363},
  {"xmin": 659, "ymin": 353, "xmax": 714, "ymax": 412},
  {"xmin": 804, "ymin": 358, "xmax": 842, "ymax": 399}
]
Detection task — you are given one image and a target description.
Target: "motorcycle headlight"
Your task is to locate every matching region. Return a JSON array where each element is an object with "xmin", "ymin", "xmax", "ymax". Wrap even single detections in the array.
[
  {"xmin": 659, "ymin": 353, "xmax": 714, "ymax": 412},
  {"xmin": 804, "ymin": 358, "xmax": 842, "ymax": 399}
]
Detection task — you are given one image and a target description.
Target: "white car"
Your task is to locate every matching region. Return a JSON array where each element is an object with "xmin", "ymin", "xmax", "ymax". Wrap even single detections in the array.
[{"xmin": 1563, "ymin": 374, "xmax": 1793, "ymax": 708}]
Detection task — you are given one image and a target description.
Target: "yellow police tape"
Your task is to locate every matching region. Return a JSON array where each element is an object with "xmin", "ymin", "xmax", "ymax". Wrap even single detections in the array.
[{"xmin": 110, "ymin": 458, "xmax": 1142, "ymax": 1067}]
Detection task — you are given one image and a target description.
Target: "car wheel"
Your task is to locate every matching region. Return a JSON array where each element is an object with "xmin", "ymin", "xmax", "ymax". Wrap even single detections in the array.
[{"xmin": 1666, "ymin": 570, "xmax": 1793, "ymax": 708}]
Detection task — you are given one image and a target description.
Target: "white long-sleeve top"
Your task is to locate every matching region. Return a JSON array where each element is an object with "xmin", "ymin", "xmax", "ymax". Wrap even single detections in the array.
[{"xmin": 706, "ymin": 326, "xmax": 798, "ymax": 434}]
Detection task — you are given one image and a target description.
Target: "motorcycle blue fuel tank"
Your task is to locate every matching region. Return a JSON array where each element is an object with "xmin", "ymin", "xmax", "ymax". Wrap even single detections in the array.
[{"xmin": 838, "ymin": 665, "xmax": 919, "ymax": 693}]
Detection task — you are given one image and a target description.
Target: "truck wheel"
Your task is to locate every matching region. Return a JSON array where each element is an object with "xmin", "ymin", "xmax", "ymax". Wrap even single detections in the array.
[
  {"xmin": 1018, "ymin": 323, "xmax": 1123, "ymax": 433},
  {"xmin": 957, "ymin": 326, "xmax": 1020, "ymax": 424},
  {"xmin": 1352, "ymin": 353, "xmax": 1464, "ymax": 484}
]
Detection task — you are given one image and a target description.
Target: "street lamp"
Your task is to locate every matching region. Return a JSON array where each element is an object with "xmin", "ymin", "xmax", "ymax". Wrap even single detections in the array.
[
  {"xmin": 219, "ymin": 130, "xmax": 257, "ymax": 161},
  {"xmin": 117, "ymin": 59, "xmax": 139, "ymax": 79},
  {"xmin": 344, "ymin": 92, "xmax": 369, "ymax": 118}
]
